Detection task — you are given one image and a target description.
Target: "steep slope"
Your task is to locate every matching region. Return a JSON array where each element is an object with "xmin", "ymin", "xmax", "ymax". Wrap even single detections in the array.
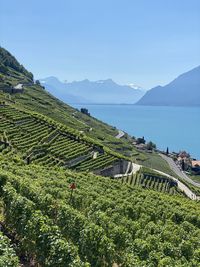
[
  {"xmin": 1, "ymin": 46, "xmax": 197, "ymax": 179},
  {"xmin": 0, "ymin": 46, "xmax": 33, "ymax": 80},
  {"xmin": 0, "ymin": 48, "xmax": 200, "ymax": 267},
  {"xmin": 0, "ymin": 104, "xmax": 129, "ymax": 176},
  {"xmin": 0, "ymin": 155, "xmax": 200, "ymax": 266},
  {"xmin": 0, "ymin": 47, "xmax": 141, "ymax": 160},
  {"xmin": 137, "ymin": 66, "xmax": 200, "ymax": 106},
  {"xmin": 40, "ymin": 77, "xmax": 145, "ymax": 104}
]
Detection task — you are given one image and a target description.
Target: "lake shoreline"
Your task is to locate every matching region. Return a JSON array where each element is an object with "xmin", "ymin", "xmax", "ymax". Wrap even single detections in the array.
[{"xmin": 72, "ymin": 104, "xmax": 200, "ymax": 159}]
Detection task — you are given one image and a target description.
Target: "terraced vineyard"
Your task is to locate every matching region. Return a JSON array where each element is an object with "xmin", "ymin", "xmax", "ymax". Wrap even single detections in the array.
[
  {"xmin": 0, "ymin": 104, "xmax": 121, "ymax": 173},
  {"xmin": 1, "ymin": 46, "xmax": 200, "ymax": 267},
  {"xmin": 0, "ymin": 157, "xmax": 200, "ymax": 266},
  {"xmin": 122, "ymin": 168, "xmax": 183, "ymax": 195},
  {"xmin": 75, "ymin": 154, "xmax": 116, "ymax": 171}
]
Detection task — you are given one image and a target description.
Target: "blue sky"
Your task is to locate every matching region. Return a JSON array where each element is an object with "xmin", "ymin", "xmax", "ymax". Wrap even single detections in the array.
[{"xmin": 1, "ymin": 0, "xmax": 200, "ymax": 88}]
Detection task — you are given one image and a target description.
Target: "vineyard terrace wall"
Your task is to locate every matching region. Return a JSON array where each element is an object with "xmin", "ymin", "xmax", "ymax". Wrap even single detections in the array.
[{"xmin": 95, "ymin": 159, "xmax": 129, "ymax": 177}]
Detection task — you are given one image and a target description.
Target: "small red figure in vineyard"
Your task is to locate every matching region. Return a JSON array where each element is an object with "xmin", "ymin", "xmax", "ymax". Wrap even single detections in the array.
[
  {"xmin": 69, "ymin": 182, "xmax": 76, "ymax": 203},
  {"xmin": 69, "ymin": 182, "xmax": 76, "ymax": 190}
]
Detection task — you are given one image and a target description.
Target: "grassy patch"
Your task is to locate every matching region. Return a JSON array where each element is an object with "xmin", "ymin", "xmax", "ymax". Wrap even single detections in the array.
[
  {"xmin": 138, "ymin": 152, "xmax": 180, "ymax": 178},
  {"xmin": 188, "ymin": 174, "xmax": 200, "ymax": 183}
]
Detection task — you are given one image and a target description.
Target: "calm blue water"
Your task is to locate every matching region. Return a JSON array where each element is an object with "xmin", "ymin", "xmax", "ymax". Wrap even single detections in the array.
[{"xmin": 72, "ymin": 104, "xmax": 200, "ymax": 159}]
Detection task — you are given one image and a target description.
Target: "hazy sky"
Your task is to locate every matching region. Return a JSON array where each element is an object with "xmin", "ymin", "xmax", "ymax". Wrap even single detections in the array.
[{"xmin": 1, "ymin": 0, "xmax": 200, "ymax": 88}]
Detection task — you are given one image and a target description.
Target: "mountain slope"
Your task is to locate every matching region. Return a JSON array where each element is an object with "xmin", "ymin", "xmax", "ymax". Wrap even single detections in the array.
[
  {"xmin": 1, "ymin": 47, "xmax": 195, "ymax": 177},
  {"xmin": 1, "ymin": 48, "xmax": 200, "ymax": 267},
  {"xmin": 40, "ymin": 77, "xmax": 145, "ymax": 104},
  {"xmin": 0, "ymin": 47, "xmax": 144, "ymax": 162},
  {"xmin": 137, "ymin": 66, "xmax": 200, "ymax": 106},
  {"xmin": 0, "ymin": 46, "xmax": 33, "ymax": 80}
]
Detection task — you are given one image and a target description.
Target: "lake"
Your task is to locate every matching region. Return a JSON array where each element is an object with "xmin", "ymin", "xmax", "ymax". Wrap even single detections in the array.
[{"xmin": 72, "ymin": 104, "xmax": 200, "ymax": 159}]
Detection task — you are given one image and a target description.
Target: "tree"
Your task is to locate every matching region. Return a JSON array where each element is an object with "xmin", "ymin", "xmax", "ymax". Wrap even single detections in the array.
[
  {"xmin": 136, "ymin": 136, "xmax": 146, "ymax": 144},
  {"xmin": 35, "ymin": 80, "xmax": 41, "ymax": 86},
  {"xmin": 80, "ymin": 108, "xmax": 90, "ymax": 116},
  {"xmin": 146, "ymin": 141, "xmax": 156, "ymax": 150},
  {"xmin": 166, "ymin": 147, "xmax": 169, "ymax": 155},
  {"xmin": 181, "ymin": 159, "xmax": 185, "ymax": 171}
]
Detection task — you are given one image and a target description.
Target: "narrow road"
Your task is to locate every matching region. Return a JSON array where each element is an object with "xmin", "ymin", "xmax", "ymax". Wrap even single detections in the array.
[
  {"xmin": 159, "ymin": 153, "xmax": 200, "ymax": 188},
  {"xmin": 115, "ymin": 130, "xmax": 125, "ymax": 139}
]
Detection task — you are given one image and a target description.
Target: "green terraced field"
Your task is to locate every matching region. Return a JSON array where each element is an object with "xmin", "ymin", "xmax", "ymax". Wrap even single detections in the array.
[
  {"xmin": 122, "ymin": 171, "xmax": 182, "ymax": 196},
  {"xmin": 0, "ymin": 157, "xmax": 200, "ymax": 267},
  {"xmin": 0, "ymin": 104, "xmax": 119, "ymax": 172},
  {"xmin": 1, "ymin": 47, "xmax": 200, "ymax": 267}
]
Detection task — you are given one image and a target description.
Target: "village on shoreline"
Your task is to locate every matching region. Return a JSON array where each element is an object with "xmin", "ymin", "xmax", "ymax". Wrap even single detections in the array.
[{"xmin": 133, "ymin": 136, "xmax": 200, "ymax": 178}]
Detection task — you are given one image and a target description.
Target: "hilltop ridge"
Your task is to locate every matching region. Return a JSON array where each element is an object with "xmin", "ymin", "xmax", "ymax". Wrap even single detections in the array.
[
  {"xmin": 137, "ymin": 66, "xmax": 200, "ymax": 106},
  {"xmin": 40, "ymin": 76, "xmax": 144, "ymax": 104},
  {"xmin": 0, "ymin": 46, "xmax": 33, "ymax": 80}
]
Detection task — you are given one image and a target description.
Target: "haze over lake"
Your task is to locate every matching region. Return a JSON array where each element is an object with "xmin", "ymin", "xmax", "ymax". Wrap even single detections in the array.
[{"xmin": 73, "ymin": 104, "xmax": 200, "ymax": 159}]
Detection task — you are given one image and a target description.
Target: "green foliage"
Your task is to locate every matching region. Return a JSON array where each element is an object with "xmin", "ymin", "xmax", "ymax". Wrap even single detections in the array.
[
  {"xmin": 0, "ymin": 47, "xmax": 200, "ymax": 267},
  {"xmin": 0, "ymin": 232, "xmax": 19, "ymax": 267},
  {"xmin": 122, "ymin": 169, "xmax": 182, "ymax": 196},
  {"xmin": 139, "ymin": 152, "xmax": 180, "ymax": 178},
  {"xmin": 0, "ymin": 104, "xmax": 121, "ymax": 172},
  {"xmin": 2, "ymin": 182, "xmax": 87, "ymax": 266},
  {"xmin": 0, "ymin": 160, "xmax": 200, "ymax": 266},
  {"xmin": 0, "ymin": 47, "xmax": 33, "ymax": 80},
  {"xmin": 146, "ymin": 141, "xmax": 156, "ymax": 150}
]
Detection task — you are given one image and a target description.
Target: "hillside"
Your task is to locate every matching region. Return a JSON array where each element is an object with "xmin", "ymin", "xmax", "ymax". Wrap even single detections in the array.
[
  {"xmin": 0, "ymin": 48, "xmax": 173, "ymax": 169},
  {"xmin": 137, "ymin": 66, "xmax": 200, "ymax": 106},
  {"xmin": 0, "ymin": 47, "xmax": 200, "ymax": 266},
  {"xmin": 1, "ymin": 154, "xmax": 200, "ymax": 266},
  {"xmin": 40, "ymin": 77, "xmax": 145, "ymax": 104},
  {"xmin": 0, "ymin": 48, "xmax": 138, "ymax": 159},
  {"xmin": 0, "ymin": 47, "xmax": 33, "ymax": 80},
  {"xmin": 0, "ymin": 104, "xmax": 128, "ymax": 176},
  {"xmin": 1, "ymin": 46, "xmax": 199, "ymax": 181}
]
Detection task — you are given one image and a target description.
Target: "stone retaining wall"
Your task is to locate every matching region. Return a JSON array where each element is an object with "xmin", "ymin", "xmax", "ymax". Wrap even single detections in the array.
[{"xmin": 95, "ymin": 159, "xmax": 129, "ymax": 177}]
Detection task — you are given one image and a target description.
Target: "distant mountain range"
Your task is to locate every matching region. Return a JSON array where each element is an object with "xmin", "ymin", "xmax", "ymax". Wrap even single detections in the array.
[
  {"xmin": 40, "ymin": 66, "xmax": 200, "ymax": 106},
  {"xmin": 137, "ymin": 66, "xmax": 200, "ymax": 106},
  {"xmin": 39, "ymin": 77, "xmax": 145, "ymax": 104}
]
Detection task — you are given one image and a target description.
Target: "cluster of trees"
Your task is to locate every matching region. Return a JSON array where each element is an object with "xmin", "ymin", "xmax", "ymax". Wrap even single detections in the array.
[
  {"xmin": 136, "ymin": 136, "xmax": 156, "ymax": 150},
  {"xmin": 136, "ymin": 136, "xmax": 146, "ymax": 144},
  {"xmin": 80, "ymin": 108, "xmax": 90, "ymax": 116},
  {"xmin": 146, "ymin": 141, "xmax": 156, "ymax": 150}
]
